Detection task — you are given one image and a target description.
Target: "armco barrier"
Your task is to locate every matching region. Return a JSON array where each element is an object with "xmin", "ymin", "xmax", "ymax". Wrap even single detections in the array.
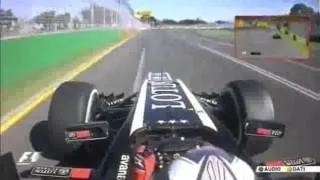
[{"xmin": 0, "ymin": 29, "xmax": 123, "ymax": 90}]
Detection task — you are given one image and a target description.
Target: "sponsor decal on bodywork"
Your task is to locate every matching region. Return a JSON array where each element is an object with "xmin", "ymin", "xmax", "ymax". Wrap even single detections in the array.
[
  {"xmin": 117, "ymin": 155, "xmax": 130, "ymax": 180},
  {"xmin": 145, "ymin": 73, "xmax": 203, "ymax": 128},
  {"xmin": 130, "ymin": 72, "xmax": 218, "ymax": 135}
]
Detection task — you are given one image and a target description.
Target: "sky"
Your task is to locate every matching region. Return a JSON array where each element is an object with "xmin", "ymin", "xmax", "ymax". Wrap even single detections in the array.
[
  {"xmin": 2, "ymin": 0, "xmax": 319, "ymax": 21},
  {"xmin": 130, "ymin": 0, "xmax": 318, "ymax": 21}
]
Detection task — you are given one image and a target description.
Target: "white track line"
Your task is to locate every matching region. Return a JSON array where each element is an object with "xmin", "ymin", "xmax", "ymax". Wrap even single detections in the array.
[
  {"xmin": 200, "ymin": 36, "xmax": 320, "ymax": 73},
  {"xmin": 285, "ymin": 59, "xmax": 320, "ymax": 72},
  {"xmin": 133, "ymin": 48, "xmax": 146, "ymax": 93},
  {"xmin": 198, "ymin": 44, "xmax": 320, "ymax": 101}
]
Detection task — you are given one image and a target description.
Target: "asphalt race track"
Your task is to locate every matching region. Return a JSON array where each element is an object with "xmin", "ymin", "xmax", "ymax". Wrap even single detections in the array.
[
  {"xmin": 235, "ymin": 28, "xmax": 307, "ymax": 59},
  {"xmin": 1, "ymin": 29, "xmax": 320, "ymax": 179}
]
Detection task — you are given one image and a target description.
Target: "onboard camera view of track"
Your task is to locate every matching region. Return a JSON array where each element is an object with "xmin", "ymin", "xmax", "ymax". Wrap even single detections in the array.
[{"xmin": 1, "ymin": 28, "xmax": 320, "ymax": 179}]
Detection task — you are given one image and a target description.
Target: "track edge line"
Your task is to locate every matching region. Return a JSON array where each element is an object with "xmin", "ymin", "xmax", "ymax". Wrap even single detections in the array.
[{"xmin": 0, "ymin": 32, "xmax": 138, "ymax": 134}]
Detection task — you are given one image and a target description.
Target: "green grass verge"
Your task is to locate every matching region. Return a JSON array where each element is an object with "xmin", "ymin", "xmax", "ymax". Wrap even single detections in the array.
[
  {"xmin": 0, "ymin": 44, "xmax": 119, "ymax": 116},
  {"xmin": 197, "ymin": 29, "xmax": 234, "ymax": 40},
  {"xmin": 1, "ymin": 29, "xmax": 122, "ymax": 91},
  {"xmin": 0, "ymin": 29, "xmax": 124, "ymax": 115}
]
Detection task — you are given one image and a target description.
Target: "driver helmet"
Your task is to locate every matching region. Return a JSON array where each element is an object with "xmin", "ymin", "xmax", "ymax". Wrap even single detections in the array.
[{"xmin": 153, "ymin": 145, "xmax": 256, "ymax": 180}]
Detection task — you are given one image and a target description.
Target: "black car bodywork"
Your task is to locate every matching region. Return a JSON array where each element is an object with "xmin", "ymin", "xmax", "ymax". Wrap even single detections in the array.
[
  {"xmin": 1, "ymin": 72, "xmax": 319, "ymax": 180},
  {"xmin": 272, "ymin": 33, "xmax": 282, "ymax": 39}
]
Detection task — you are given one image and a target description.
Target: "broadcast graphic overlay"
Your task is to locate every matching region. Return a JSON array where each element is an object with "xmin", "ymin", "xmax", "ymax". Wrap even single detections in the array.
[
  {"xmin": 234, "ymin": 15, "xmax": 311, "ymax": 60},
  {"xmin": 256, "ymin": 157, "xmax": 320, "ymax": 174}
]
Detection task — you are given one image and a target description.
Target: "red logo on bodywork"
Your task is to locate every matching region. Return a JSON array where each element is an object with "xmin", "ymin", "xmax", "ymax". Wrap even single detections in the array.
[
  {"xmin": 75, "ymin": 130, "xmax": 91, "ymax": 139},
  {"xmin": 265, "ymin": 161, "xmax": 286, "ymax": 166},
  {"xmin": 256, "ymin": 128, "xmax": 271, "ymax": 136},
  {"xmin": 132, "ymin": 145, "xmax": 156, "ymax": 180}
]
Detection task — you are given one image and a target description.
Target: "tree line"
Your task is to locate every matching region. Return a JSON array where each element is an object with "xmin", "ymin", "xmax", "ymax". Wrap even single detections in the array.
[
  {"xmin": 161, "ymin": 18, "xmax": 208, "ymax": 25},
  {"xmin": 154, "ymin": 3, "xmax": 319, "ymax": 26},
  {"xmin": 289, "ymin": 3, "xmax": 317, "ymax": 16},
  {"xmin": 289, "ymin": 3, "xmax": 320, "ymax": 41}
]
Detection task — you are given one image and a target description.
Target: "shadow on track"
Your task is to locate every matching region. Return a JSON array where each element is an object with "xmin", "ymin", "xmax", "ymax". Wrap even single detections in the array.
[{"xmin": 18, "ymin": 120, "xmax": 108, "ymax": 179}]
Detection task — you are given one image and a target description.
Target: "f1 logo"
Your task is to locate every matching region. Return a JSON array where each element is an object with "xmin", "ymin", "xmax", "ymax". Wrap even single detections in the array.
[{"xmin": 17, "ymin": 152, "xmax": 40, "ymax": 165}]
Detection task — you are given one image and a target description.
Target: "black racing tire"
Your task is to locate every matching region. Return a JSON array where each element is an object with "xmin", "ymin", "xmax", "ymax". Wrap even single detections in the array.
[
  {"xmin": 220, "ymin": 80, "xmax": 275, "ymax": 156},
  {"xmin": 48, "ymin": 81, "xmax": 99, "ymax": 159}
]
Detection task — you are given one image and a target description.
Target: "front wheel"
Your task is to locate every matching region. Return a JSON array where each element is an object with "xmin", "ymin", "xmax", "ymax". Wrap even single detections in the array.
[
  {"xmin": 48, "ymin": 81, "xmax": 99, "ymax": 159},
  {"xmin": 220, "ymin": 80, "xmax": 275, "ymax": 156}
]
